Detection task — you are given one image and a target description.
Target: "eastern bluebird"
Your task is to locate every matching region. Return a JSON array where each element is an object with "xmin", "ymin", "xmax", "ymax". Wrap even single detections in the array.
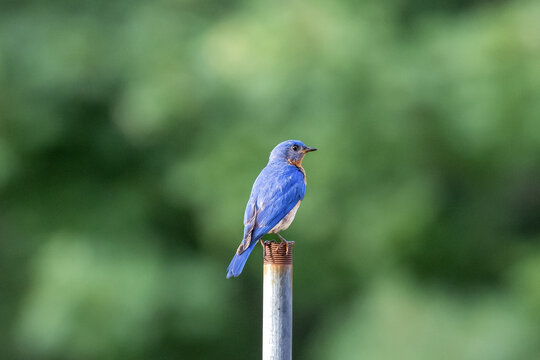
[{"xmin": 226, "ymin": 140, "xmax": 317, "ymax": 278}]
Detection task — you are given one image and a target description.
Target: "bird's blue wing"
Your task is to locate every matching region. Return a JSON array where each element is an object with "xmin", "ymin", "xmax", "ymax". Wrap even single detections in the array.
[
  {"xmin": 235, "ymin": 164, "xmax": 305, "ymax": 254},
  {"xmin": 235, "ymin": 192, "xmax": 258, "ymax": 254},
  {"xmin": 251, "ymin": 165, "xmax": 305, "ymax": 240}
]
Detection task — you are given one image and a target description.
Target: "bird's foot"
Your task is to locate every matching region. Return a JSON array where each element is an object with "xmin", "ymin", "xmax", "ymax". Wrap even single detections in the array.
[
  {"xmin": 277, "ymin": 233, "xmax": 290, "ymax": 255},
  {"xmin": 260, "ymin": 238, "xmax": 267, "ymax": 257}
]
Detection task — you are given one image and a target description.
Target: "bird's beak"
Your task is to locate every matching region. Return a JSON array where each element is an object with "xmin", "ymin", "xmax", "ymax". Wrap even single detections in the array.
[{"xmin": 303, "ymin": 147, "xmax": 317, "ymax": 153}]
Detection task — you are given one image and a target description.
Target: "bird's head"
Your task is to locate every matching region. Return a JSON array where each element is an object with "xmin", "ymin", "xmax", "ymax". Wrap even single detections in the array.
[{"xmin": 269, "ymin": 140, "xmax": 317, "ymax": 166}]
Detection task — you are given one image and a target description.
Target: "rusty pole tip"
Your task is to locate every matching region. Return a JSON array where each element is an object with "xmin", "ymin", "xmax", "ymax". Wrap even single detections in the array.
[{"xmin": 263, "ymin": 241, "xmax": 294, "ymax": 265}]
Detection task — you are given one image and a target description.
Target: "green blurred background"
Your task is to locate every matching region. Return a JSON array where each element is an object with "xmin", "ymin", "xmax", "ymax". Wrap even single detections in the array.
[{"xmin": 1, "ymin": 0, "xmax": 540, "ymax": 359}]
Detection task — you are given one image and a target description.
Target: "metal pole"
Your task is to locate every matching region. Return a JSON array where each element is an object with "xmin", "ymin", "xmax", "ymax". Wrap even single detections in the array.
[{"xmin": 262, "ymin": 241, "xmax": 294, "ymax": 360}]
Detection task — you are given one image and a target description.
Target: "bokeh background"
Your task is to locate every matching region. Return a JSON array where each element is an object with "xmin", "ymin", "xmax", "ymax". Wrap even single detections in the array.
[{"xmin": 2, "ymin": 0, "xmax": 540, "ymax": 359}]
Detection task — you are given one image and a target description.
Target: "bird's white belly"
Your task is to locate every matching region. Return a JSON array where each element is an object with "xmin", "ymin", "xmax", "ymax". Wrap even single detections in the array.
[{"xmin": 270, "ymin": 201, "xmax": 301, "ymax": 233}]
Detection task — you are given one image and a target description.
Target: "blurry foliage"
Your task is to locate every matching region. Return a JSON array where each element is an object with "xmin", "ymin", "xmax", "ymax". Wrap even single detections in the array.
[
  {"xmin": 1, "ymin": 0, "xmax": 540, "ymax": 359},
  {"xmin": 309, "ymin": 277, "xmax": 538, "ymax": 360}
]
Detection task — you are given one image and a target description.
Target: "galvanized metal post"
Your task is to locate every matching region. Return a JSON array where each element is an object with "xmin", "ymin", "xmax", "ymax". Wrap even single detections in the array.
[{"xmin": 262, "ymin": 241, "xmax": 294, "ymax": 360}]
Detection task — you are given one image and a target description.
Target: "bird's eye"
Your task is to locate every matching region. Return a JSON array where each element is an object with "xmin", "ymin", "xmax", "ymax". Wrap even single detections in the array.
[{"xmin": 292, "ymin": 145, "xmax": 299, "ymax": 151}]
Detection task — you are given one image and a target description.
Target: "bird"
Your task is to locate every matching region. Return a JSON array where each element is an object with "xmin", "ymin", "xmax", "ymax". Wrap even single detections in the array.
[{"xmin": 226, "ymin": 140, "xmax": 317, "ymax": 278}]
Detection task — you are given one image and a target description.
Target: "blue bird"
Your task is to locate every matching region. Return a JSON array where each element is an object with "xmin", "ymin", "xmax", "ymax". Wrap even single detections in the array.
[{"xmin": 227, "ymin": 140, "xmax": 317, "ymax": 278}]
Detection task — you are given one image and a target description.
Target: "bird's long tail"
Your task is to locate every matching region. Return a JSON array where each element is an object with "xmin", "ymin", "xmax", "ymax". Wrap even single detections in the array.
[{"xmin": 226, "ymin": 242, "xmax": 257, "ymax": 278}]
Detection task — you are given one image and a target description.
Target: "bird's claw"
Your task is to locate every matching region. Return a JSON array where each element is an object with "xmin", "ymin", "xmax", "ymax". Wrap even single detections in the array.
[
  {"xmin": 279, "ymin": 238, "xmax": 290, "ymax": 255},
  {"xmin": 260, "ymin": 239, "xmax": 267, "ymax": 257},
  {"xmin": 276, "ymin": 233, "xmax": 291, "ymax": 255}
]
